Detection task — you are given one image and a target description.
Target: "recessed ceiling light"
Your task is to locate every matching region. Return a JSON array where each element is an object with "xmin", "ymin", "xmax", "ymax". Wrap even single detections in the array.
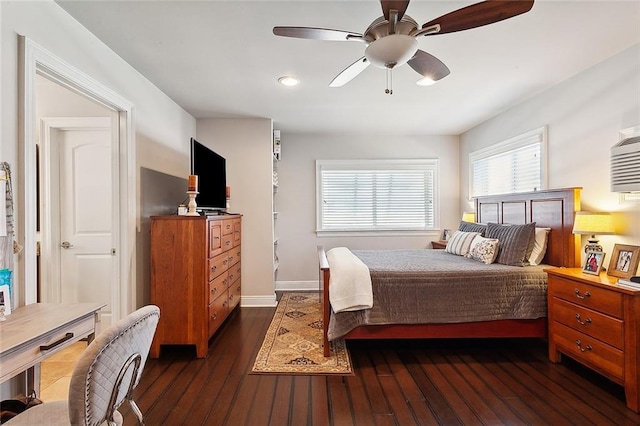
[
  {"xmin": 278, "ymin": 76, "xmax": 299, "ymax": 86},
  {"xmin": 416, "ymin": 77, "xmax": 436, "ymax": 86}
]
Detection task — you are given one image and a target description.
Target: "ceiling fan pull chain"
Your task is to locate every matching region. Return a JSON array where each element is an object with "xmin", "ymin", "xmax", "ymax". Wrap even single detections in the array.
[{"xmin": 385, "ymin": 68, "xmax": 393, "ymax": 95}]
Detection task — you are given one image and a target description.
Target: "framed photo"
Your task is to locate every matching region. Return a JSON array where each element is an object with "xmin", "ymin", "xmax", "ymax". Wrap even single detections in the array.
[
  {"xmin": 607, "ymin": 244, "xmax": 640, "ymax": 279},
  {"xmin": 442, "ymin": 229, "xmax": 451, "ymax": 241},
  {"xmin": 582, "ymin": 251, "xmax": 606, "ymax": 275},
  {"xmin": 0, "ymin": 284, "xmax": 11, "ymax": 316}
]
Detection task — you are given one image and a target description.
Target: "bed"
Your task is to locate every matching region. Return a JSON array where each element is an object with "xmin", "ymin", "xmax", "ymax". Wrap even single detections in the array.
[{"xmin": 318, "ymin": 187, "xmax": 582, "ymax": 356}]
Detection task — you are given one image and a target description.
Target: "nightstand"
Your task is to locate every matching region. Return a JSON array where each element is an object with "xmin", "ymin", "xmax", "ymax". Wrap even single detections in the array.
[
  {"xmin": 431, "ymin": 240, "xmax": 448, "ymax": 250},
  {"xmin": 546, "ymin": 267, "xmax": 640, "ymax": 412}
]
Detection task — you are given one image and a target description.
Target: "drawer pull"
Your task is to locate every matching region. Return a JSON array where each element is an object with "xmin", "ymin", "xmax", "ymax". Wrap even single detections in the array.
[
  {"xmin": 575, "ymin": 339, "xmax": 593, "ymax": 352},
  {"xmin": 574, "ymin": 289, "xmax": 591, "ymax": 300},
  {"xmin": 229, "ymin": 256, "xmax": 234, "ymax": 262},
  {"xmin": 575, "ymin": 313, "xmax": 592, "ymax": 326},
  {"xmin": 211, "ymin": 287, "xmax": 217, "ymax": 294},
  {"xmin": 39, "ymin": 332, "xmax": 74, "ymax": 351},
  {"xmin": 211, "ymin": 265, "xmax": 217, "ymax": 272},
  {"xmin": 211, "ymin": 312, "xmax": 217, "ymax": 320}
]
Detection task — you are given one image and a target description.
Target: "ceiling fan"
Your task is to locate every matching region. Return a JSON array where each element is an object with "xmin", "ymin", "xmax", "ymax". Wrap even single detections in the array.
[{"xmin": 273, "ymin": 0, "xmax": 534, "ymax": 94}]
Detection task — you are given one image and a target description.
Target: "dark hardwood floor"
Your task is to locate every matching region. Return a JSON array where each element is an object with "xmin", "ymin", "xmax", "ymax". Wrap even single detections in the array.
[{"xmin": 122, "ymin": 306, "xmax": 640, "ymax": 425}]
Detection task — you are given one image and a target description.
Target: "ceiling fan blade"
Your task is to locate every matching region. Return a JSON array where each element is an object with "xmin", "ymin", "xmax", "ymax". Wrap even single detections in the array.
[
  {"xmin": 407, "ymin": 50, "xmax": 450, "ymax": 81},
  {"xmin": 329, "ymin": 57, "xmax": 370, "ymax": 87},
  {"xmin": 421, "ymin": 0, "xmax": 534, "ymax": 35},
  {"xmin": 273, "ymin": 26, "xmax": 363, "ymax": 41},
  {"xmin": 381, "ymin": 1, "xmax": 410, "ymax": 21}
]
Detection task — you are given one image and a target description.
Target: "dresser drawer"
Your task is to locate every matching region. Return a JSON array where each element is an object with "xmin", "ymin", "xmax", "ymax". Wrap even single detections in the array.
[
  {"xmin": 209, "ymin": 252, "xmax": 229, "ymax": 281},
  {"xmin": 549, "ymin": 276, "xmax": 623, "ymax": 318},
  {"xmin": 233, "ymin": 218, "xmax": 241, "ymax": 247},
  {"xmin": 228, "ymin": 246, "xmax": 241, "ymax": 267},
  {"xmin": 229, "ymin": 278, "xmax": 241, "ymax": 310},
  {"xmin": 553, "ymin": 322, "xmax": 624, "ymax": 382},
  {"xmin": 228, "ymin": 262, "xmax": 241, "ymax": 287},
  {"xmin": 222, "ymin": 219, "xmax": 234, "ymax": 235},
  {"xmin": 208, "ymin": 292, "xmax": 229, "ymax": 337},
  {"xmin": 209, "ymin": 272, "xmax": 229, "ymax": 304},
  {"xmin": 221, "ymin": 234, "xmax": 234, "ymax": 252},
  {"xmin": 552, "ymin": 297, "xmax": 624, "ymax": 349}
]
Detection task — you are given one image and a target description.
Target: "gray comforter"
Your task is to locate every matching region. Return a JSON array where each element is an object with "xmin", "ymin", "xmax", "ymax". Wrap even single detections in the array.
[{"xmin": 328, "ymin": 249, "xmax": 549, "ymax": 341}]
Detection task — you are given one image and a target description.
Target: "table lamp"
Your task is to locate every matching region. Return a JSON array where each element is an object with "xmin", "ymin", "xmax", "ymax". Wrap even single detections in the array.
[
  {"xmin": 572, "ymin": 211, "xmax": 615, "ymax": 253},
  {"xmin": 461, "ymin": 211, "xmax": 475, "ymax": 223}
]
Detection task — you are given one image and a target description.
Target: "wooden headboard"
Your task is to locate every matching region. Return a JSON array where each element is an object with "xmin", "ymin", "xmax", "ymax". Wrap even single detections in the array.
[{"xmin": 474, "ymin": 187, "xmax": 582, "ymax": 268}]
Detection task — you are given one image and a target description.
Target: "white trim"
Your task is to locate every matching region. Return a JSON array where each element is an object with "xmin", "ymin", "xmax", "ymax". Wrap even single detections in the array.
[
  {"xmin": 240, "ymin": 295, "xmax": 278, "ymax": 308},
  {"xmin": 19, "ymin": 36, "xmax": 136, "ymax": 319},
  {"xmin": 275, "ymin": 280, "xmax": 320, "ymax": 292}
]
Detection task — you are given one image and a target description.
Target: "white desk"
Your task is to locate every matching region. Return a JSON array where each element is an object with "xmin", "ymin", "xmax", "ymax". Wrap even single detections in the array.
[{"xmin": 0, "ymin": 303, "xmax": 104, "ymax": 387}]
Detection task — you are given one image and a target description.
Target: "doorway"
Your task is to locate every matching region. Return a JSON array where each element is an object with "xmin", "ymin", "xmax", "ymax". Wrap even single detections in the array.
[{"xmin": 19, "ymin": 36, "xmax": 136, "ymax": 317}]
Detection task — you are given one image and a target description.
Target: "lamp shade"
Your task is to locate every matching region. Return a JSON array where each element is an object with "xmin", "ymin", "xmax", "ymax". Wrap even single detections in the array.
[
  {"xmin": 572, "ymin": 211, "xmax": 615, "ymax": 235},
  {"xmin": 461, "ymin": 212, "xmax": 476, "ymax": 223}
]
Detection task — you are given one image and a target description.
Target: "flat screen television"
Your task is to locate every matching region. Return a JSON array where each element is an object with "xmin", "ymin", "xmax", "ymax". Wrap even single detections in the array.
[{"xmin": 190, "ymin": 138, "xmax": 227, "ymax": 211}]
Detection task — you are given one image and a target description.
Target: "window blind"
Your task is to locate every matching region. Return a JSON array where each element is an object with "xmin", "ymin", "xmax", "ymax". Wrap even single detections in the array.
[
  {"xmin": 317, "ymin": 160, "xmax": 437, "ymax": 232},
  {"xmin": 470, "ymin": 127, "xmax": 546, "ymax": 198}
]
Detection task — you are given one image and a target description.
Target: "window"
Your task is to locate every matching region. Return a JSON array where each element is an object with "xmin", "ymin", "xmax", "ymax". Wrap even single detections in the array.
[
  {"xmin": 316, "ymin": 159, "xmax": 438, "ymax": 233},
  {"xmin": 470, "ymin": 127, "xmax": 547, "ymax": 198}
]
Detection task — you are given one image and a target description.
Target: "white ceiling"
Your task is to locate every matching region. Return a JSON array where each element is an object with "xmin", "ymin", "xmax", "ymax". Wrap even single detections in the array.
[{"xmin": 56, "ymin": 0, "xmax": 640, "ymax": 135}]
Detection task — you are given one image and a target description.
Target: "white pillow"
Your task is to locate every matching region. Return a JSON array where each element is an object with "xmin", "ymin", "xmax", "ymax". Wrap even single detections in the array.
[
  {"xmin": 466, "ymin": 235, "xmax": 500, "ymax": 264},
  {"xmin": 529, "ymin": 227, "xmax": 551, "ymax": 265},
  {"xmin": 445, "ymin": 231, "xmax": 481, "ymax": 256}
]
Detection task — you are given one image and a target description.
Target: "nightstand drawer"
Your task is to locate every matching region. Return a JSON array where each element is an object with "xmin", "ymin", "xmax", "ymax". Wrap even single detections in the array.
[
  {"xmin": 549, "ymin": 276, "xmax": 623, "ymax": 318},
  {"xmin": 552, "ymin": 297, "xmax": 624, "ymax": 349},
  {"xmin": 553, "ymin": 322, "xmax": 624, "ymax": 382}
]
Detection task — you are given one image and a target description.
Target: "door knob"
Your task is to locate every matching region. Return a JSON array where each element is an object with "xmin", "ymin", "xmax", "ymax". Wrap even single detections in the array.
[{"xmin": 60, "ymin": 241, "xmax": 74, "ymax": 249}]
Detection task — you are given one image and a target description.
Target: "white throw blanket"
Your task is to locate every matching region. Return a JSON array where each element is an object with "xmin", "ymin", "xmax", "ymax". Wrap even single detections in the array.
[{"xmin": 326, "ymin": 247, "xmax": 373, "ymax": 313}]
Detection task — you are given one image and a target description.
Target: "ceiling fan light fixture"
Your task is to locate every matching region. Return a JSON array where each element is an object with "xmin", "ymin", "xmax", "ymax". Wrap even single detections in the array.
[
  {"xmin": 364, "ymin": 34, "xmax": 418, "ymax": 69},
  {"xmin": 278, "ymin": 76, "xmax": 299, "ymax": 86},
  {"xmin": 416, "ymin": 77, "xmax": 436, "ymax": 86}
]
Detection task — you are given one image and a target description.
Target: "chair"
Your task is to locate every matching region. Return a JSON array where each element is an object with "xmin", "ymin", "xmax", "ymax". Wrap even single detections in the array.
[{"xmin": 6, "ymin": 305, "xmax": 160, "ymax": 426}]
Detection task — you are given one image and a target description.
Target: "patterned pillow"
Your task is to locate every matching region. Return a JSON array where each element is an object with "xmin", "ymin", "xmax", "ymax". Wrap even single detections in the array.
[
  {"xmin": 529, "ymin": 227, "xmax": 551, "ymax": 265},
  {"xmin": 466, "ymin": 235, "xmax": 500, "ymax": 264},
  {"xmin": 445, "ymin": 230, "xmax": 481, "ymax": 256},
  {"xmin": 458, "ymin": 221, "xmax": 486, "ymax": 236},
  {"xmin": 486, "ymin": 222, "xmax": 536, "ymax": 266}
]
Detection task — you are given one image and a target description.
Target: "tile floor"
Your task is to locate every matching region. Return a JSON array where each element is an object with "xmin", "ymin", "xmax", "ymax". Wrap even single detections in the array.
[{"xmin": 39, "ymin": 341, "xmax": 87, "ymax": 402}]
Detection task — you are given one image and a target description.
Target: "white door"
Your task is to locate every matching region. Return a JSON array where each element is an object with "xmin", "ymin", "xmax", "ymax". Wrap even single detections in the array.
[{"xmin": 40, "ymin": 117, "xmax": 117, "ymax": 330}]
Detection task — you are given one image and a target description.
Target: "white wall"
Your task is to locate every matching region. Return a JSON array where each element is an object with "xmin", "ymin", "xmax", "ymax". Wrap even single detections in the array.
[
  {"xmin": 275, "ymin": 132, "xmax": 460, "ymax": 286},
  {"xmin": 1, "ymin": 0, "xmax": 196, "ymax": 301},
  {"xmin": 460, "ymin": 44, "xmax": 640, "ymax": 267},
  {"xmin": 196, "ymin": 118, "xmax": 276, "ymax": 306}
]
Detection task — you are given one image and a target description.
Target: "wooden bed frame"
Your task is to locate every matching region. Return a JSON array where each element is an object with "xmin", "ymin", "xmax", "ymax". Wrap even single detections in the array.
[{"xmin": 319, "ymin": 187, "xmax": 582, "ymax": 357}]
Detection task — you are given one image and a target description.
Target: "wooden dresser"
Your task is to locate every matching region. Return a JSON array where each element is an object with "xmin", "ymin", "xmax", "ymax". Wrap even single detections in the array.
[
  {"xmin": 546, "ymin": 267, "xmax": 640, "ymax": 412},
  {"xmin": 150, "ymin": 214, "xmax": 241, "ymax": 358}
]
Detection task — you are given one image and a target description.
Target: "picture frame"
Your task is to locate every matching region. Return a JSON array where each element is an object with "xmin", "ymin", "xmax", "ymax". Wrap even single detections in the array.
[
  {"xmin": 582, "ymin": 251, "xmax": 606, "ymax": 275},
  {"xmin": 442, "ymin": 229, "xmax": 451, "ymax": 241},
  {"xmin": 607, "ymin": 244, "xmax": 640, "ymax": 279},
  {"xmin": 0, "ymin": 284, "xmax": 11, "ymax": 316}
]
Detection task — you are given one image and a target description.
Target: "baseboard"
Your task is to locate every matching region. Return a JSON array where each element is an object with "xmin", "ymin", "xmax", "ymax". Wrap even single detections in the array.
[
  {"xmin": 275, "ymin": 280, "xmax": 320, "ymax": 292},
  {"xmin": 240, "ymin": 294, "xmax": 277, "ymax": 308}
]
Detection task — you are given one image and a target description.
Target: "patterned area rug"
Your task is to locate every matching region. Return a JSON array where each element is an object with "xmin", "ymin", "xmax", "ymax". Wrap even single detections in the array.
[{"xmin": 251, "ymin": 292, "xmax": 352, "ymax": 375}]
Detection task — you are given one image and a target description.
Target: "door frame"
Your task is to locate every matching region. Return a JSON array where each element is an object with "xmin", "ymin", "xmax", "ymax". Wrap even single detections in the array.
[
  {"xmin": 19, "ymin": 36, "xmax": 136, "ymax": 318},
  {"xmin": 40, "ymin": 116, "xmax": 114, "ymax": 309}
]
